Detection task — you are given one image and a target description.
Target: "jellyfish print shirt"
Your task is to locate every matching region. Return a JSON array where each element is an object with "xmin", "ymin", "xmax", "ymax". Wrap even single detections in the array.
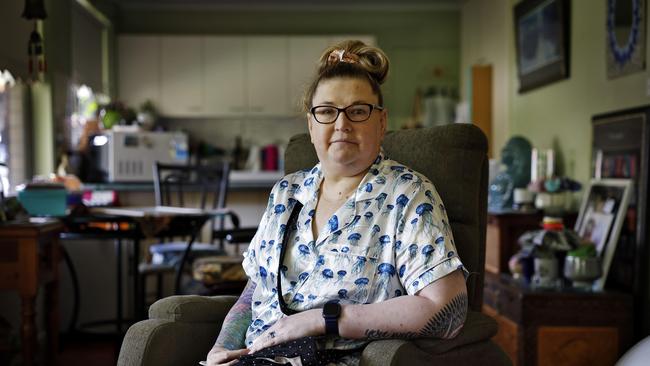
[{"xmin": 242, "ymin": 150, "xmax": 465, "ymax": 357}]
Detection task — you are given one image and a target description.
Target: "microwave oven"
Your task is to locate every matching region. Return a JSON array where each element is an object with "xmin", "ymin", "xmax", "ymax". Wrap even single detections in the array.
[{"xmin": 92, "ymin": 130, "xmax": 189, "ymax": 182}]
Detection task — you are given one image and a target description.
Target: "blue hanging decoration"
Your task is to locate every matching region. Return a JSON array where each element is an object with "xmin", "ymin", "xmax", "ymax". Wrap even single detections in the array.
[{"xmin": 607, "ymin": 0, "xmax": 642, "ymax": 67}]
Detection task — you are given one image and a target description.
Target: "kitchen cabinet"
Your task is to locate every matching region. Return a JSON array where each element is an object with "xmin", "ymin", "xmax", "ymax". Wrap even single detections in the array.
[
  {"xmin": 288, "ymin": 36, "xmax": 330, "ymax": 115},
  {"xmin": 246, "ymin": 37, "xmax": 290, "ymax": 116},
  {"xmin": 159, "ymin": 36, "xmax": 203, "ymax": 117},
  {"xmin": 117, "ymin": 34, "xmax": 374, "ymax": 117},
  {"xmin": 203, "ymin": 36, "xmax": 247, "ymax": 116},
  {"xmin": 118, "ymin": 36, "xmax": 161, "ymax": 110}
]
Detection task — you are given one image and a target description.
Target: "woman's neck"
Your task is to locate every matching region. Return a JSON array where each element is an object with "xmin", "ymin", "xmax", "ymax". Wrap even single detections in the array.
[{"xmin": 319, "ymin": 169, "xmax": 367, "ymax": 202}]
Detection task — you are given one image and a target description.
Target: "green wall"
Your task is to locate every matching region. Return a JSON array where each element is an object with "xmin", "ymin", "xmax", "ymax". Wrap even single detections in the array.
[
  {"xmin": 462, "ymin": 0, "xmax": 650, "ymax": 337},
  {"xmin": 117, "ymin": 8, "xmax": 461, "ymax": 129},
  {"xmin": 510, "ymin": 1, "xmax": 650, "ymax": 185}
]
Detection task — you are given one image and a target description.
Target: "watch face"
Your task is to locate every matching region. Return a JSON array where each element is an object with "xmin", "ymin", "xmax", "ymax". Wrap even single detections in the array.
[{"xmin": 323, "ymin": 301, "xmax": 341, "ymax": 318}]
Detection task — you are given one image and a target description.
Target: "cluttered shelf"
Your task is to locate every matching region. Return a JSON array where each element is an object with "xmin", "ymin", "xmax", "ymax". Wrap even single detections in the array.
[{"xmin": 83, "ymin": 170, "xmax": 284, "ymax": 192}]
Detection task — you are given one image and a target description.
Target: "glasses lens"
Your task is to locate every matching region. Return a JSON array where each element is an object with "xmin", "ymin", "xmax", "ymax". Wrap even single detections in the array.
[
  {"xmin": 313, "ymin": 106, "xmax": 338, "ymax": 123},
  {"xmin": 345, "ymin": 104, "xmax": 372, "ymax": 122}
]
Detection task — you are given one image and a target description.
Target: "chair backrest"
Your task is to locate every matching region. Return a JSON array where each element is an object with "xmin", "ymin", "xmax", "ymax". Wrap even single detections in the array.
[
  {"xmin": 284, "ymin": 124, "xmax": 488, "ymax": 311},
  {"xmin": 153, "ymin": 162, "xmax": 230, "ymax": 209},
  {"xmin": 153, "ymin": 162, "xmax": 231, "ymax": 242}
]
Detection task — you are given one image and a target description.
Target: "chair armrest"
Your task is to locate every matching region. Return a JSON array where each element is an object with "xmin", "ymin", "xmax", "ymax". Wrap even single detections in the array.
[
  {"xmin": 412, "ymin": 311, "xmax": 498, "ymax": 354},
  {"xmin": 360, "ymin": 311, "xmax": 499, "ymax": 366},
  {"xmin": 149, "ymin": 295, "xmax": 238, "ymax": 323}
]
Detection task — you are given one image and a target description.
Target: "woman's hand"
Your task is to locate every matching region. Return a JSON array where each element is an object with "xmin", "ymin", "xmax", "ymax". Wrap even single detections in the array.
[
  {"xmin": 206, "ymin": 345, "xmax": 250, "ymax": 366},
  {"xmin": 248, "ymin": 309, "xmax": 324, "ymax": 353}
]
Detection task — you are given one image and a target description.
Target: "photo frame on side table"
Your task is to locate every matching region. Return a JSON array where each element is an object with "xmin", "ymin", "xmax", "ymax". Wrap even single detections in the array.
[
  {"xmin": 514, "ymin": 0, "xmax": 570, "ymax": 93},
  {"xmin": 575, "ymin": 179, "xmax": 632, "ymax": 291}
]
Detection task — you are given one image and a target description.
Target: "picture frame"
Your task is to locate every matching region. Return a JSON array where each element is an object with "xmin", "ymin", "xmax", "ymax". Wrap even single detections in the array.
[
  {"xmin": 514, "ymin": 0, "xmax": 570, "ymax": 93},
  {"xmin": 574, "ymin": 179, "xmax": 633, "ymax": 291}
]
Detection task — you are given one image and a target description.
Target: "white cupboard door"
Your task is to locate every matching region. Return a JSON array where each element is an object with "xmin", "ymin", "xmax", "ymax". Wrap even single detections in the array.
[
  {"xmin": 288, "ymin": 36, "xmax": 329, "ymax": 116},
  {"xmin": 118, "ymin": 36, "xmax": 161, "ymax": 110},
  {"xmin": 246, "ymin": 37, "xmax": 289, "ymax": 116},
  {"xmin": 203, "ymin": 36, "xmax": 247, "ymax": 116},
  {"xmin": 160, "ymin": 36, "xmax": 203, "ymax": 116}
]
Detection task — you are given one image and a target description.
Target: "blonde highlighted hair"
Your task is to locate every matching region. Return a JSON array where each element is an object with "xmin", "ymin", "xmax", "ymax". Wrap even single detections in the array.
[{"xmin": 301, "ymin": 40, "xmax": 390, "ymax": 112}]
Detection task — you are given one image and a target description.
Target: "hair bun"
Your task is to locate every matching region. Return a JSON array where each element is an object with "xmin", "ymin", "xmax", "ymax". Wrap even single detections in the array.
[{"xmin": 318, "ymin": 40, "xmax": 390, "ymax": 85}]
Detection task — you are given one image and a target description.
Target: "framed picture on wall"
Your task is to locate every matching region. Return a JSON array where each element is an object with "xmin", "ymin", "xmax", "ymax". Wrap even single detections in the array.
[
  {"xmin": 514, "ymin": 0, "xmax": 570, "ymax": 93},
  {"xmin": 575, "ymin": 179, "xmax": 632, "ymax": 291},
  {"xmin": 607, "ymin": 0, "xmax": 646, "ymax": 78}
]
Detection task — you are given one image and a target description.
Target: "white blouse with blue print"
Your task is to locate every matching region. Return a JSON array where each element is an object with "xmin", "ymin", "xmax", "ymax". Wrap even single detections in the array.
[{"xmin": 241, "ymin": 150, "xmax": 465, "ymax": 361}]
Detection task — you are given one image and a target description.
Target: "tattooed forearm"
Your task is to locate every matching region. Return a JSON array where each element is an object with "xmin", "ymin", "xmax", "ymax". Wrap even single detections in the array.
[
  {"xmin": 363, "ymin": 293, "xmax": 468, "ymax": 341},
  {"xmin": 215, "ymin": 280, "xmax": 256, "ymax": 350},
  {"xmin": 419, "ymin": 293, "xmax": 468, "ymax": 338}
]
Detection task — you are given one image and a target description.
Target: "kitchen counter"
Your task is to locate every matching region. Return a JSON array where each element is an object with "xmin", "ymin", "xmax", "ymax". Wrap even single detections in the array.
[{"xmin": 83, "ymin": 170, "xmax": 284, "ymax": 192}]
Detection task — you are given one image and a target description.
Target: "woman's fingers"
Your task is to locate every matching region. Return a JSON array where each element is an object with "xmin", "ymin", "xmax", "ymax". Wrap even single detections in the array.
[
  {"xmin": 249, "ymin": 329, "xmax": 285, "ymax": 353},
  {"xmin": 207, "ymin": 347, "xmax": 250, "ymax": 365}
]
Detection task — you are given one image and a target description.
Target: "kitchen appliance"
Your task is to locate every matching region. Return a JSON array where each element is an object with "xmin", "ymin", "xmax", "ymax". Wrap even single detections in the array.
[{"xmin": 92, "ymin": 130, "xmax": 189, "ymax": 182}]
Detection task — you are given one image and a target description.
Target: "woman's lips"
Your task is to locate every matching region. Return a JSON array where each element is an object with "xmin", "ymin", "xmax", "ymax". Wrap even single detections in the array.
[{"xmin": 330, "ymin": 139, "xmax": 357, "ymax": 144}]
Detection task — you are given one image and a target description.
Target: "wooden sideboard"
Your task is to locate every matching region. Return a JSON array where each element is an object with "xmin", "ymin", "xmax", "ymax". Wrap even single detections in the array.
[
  {"xmin": 486, "ymin": 211, "xmax": 543, "ymax": 274},
  {"xmin": 483, "ymin": 272, "xmax": 634, "ymax": 366},
  {"xmin": 0, "ymin": 220, "xmax": 63, "ymax": 366}
]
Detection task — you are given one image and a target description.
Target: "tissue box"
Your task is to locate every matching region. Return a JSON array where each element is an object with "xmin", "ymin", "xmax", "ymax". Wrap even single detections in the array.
[{"xmin": 17, "ymin": 187, "xmax": 67, "ymax": 216}]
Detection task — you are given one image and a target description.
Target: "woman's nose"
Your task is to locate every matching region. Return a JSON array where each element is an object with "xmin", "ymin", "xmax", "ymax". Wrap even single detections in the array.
[{"xmin": 334, "ymin": 112, "xmax": 353, "ymax": 131}]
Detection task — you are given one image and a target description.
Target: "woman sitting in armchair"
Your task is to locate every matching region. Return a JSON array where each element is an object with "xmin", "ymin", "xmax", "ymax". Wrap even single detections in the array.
[{"xmin": 207, "ymin": 40, "xmax": 468, "ymax": 366}]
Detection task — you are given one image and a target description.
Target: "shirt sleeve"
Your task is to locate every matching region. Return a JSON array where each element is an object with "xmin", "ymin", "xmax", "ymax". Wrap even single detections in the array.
[
  {"xmin": 394, "ymin": 183, "xmax": 464, "ymax": 295},
  {"xmin": 241, "ymin": 182, "xmax": 278, "ymax": 282}
]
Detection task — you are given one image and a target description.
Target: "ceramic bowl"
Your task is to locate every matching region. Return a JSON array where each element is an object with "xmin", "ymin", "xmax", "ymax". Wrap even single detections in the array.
[{"xmin": 563, "ymin": 255, "xmax": 601, "ymax": 288}]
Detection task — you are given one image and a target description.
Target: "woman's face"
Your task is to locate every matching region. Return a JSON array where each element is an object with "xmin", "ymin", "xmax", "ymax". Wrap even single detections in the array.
[{"xmin": 308, "ymin": 77, "xmax": 387, "ymax": 177}]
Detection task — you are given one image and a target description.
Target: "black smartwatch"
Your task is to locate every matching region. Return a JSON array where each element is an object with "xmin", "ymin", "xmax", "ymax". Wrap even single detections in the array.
[{"xmin": 322, "ymin": 300, "xmax": 341, "ymax": 336}]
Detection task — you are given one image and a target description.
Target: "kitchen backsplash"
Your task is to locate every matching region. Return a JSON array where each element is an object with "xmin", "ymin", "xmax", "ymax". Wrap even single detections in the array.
[{"xmin": 159, "ymin": 116, "xmax": 309, "ymax": 154}]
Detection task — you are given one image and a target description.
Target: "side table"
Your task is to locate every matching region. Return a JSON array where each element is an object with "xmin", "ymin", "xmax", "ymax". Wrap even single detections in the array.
[
  {"xmin": 483, "ymin": 272, "xmax": 634, "ymax": 366},
  {"xmin": 486, "ymin": 211, "xmax": 543, "ymax": 273},
  {"xmin": 0, "ymin": 219, "xmax": 64, "ymax": 366}
]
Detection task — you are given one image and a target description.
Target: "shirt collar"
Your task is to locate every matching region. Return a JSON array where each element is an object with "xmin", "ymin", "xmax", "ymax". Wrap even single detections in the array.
[{"xmin": 294, "ymin": 149, "xmax": 388, "ymax": 206}]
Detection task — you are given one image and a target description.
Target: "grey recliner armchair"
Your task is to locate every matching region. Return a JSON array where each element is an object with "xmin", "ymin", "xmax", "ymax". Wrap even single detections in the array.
[{"xmin": 117, "ymin": 124, "xmax": 511, "ymax": 366}]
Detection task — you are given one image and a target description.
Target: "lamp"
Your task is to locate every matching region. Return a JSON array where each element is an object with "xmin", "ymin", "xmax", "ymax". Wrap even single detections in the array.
[{"xmin": 22, "ymin": 0, "xmax": 47, "ymax": 20}]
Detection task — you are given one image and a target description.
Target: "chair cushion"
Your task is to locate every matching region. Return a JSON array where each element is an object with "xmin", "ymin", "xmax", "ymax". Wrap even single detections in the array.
[
  {"xmin": 149, "ymin": 295, "xmax": 238, "ymax": 323},
  {"xmin": 284, "ymin": 124, "xmax": 489, "ymax": 310}
]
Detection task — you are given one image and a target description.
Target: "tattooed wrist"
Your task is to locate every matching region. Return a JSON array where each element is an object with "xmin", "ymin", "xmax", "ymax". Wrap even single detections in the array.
[{"xmin": 364, "ymin": 329, "xmax": 419, "ymax": 340}]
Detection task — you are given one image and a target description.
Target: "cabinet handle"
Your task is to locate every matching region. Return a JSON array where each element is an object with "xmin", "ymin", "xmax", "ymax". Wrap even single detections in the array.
[
  {"xmin": 251, "ymin": 106, "xmax": 264, "ymax": 113},
  {"xmin": 231, "ymin": 106, "xmax": 245, "ymax": 113}
]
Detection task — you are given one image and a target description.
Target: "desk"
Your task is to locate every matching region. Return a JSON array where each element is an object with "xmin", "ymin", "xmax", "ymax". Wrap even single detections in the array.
[
  {"xmin": 0, "ymin": 220, "xmax": 64, "ymax": 366},
  {"xmin": 61, "ymin": 206, "xmax": 229, "ymax": 333}
]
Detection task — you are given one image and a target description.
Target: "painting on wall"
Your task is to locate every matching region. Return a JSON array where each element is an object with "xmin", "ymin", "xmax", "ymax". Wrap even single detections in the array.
[
  {"xmin": 607, "ymin": 0, "xmax": 646, "ymax": 78},
  {"xmin": 514, "ymin": 0, "xmax": 570, "ymax": 93}
]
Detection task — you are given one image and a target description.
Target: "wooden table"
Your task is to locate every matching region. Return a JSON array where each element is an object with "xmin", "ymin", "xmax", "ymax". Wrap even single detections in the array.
[
  {"xmin": 483, "ymin": 272, "xmax": 634, "ymax": 366},
  {"xmin": 0, "ymin": 219, "xmax": 64, "ymax": 366}
]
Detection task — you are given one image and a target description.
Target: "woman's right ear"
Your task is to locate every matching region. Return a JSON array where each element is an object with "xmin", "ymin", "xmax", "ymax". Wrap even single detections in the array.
[{"xmin": 307, "ymin": 114, "xmax": 315, "ymax": 143}]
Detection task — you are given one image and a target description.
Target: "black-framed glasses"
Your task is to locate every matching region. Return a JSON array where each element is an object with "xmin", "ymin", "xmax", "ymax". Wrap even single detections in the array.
[{"xmin": 310, "ymin": 103, "xmax": 384, "ymax": 124}]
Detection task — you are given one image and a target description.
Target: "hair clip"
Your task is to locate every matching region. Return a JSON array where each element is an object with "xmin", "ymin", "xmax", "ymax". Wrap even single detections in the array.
[{"xmin": 327, "ymin": 49, "xmax": 359, "ymax": 65}]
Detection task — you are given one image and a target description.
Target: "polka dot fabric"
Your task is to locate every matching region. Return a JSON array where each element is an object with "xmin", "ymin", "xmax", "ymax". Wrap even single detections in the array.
[{"xmin": 237, "ymin": 336, "xmax": 352, "ymax": 365}]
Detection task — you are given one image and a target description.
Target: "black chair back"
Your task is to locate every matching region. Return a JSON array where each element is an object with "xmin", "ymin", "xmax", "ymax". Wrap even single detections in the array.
[{"xmin": 153, "ymin": 161, "xmax": 231, "ymax": 244}]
